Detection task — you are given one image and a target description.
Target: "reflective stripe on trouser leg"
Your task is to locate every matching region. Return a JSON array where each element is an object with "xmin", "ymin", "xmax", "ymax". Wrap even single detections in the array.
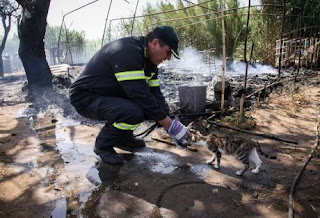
[
  {"xmin": 148, "ymin": 79, "xmax": 160, "ymax": 87},
  {"xmin": 95, "ymin": 124, "xmax": 138, "ymax": 151},
  {"xmin": 113, "ymin": 122, "xmax": 140, "ymax": 130},
  {"xmin": 93, "ymin": 96, "xmax": 144, "ymax": 151}
]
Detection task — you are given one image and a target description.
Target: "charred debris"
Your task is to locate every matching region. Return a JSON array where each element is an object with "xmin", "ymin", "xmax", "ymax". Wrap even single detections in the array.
[
  {"xmin": 42, "ymin": 62, "xmax": 319, "ymax": 140},
  {"xmin": 158, "ymin": 65, "xmax": 317, "ymax": 125}
]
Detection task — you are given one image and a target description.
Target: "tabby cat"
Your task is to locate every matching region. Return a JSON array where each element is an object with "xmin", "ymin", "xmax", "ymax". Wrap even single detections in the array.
[{"xmin": 205, "ymin": 134, "xmax": 276, "ymax": 176}]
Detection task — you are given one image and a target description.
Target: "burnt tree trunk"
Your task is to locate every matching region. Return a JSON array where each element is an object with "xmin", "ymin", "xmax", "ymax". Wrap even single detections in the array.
[{"xmin": 16, "ymin": 0, "xmax": 52, "ymax": 93}]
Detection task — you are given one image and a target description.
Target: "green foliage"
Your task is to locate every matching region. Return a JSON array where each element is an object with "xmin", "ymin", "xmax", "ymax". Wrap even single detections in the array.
[
  {"xmin": 220, "ymin": 112, "xmax": 256, "ymax": 130},
  {"xmin": 130, "ymin": 0, "xmax": 247, "ymax": 57},
  {"xmin": 45, "ymin": 25, "xmax": 86, "ymax": 46},
  {"xmin": 261, "ymin": 0, "xmax": 320, "ymax": 38},
  {"xmin": 66, "ymin": 29, "xmax": 86, "ymax": 43},
  {"xmin": 116, "ymin": 0, "xmax": 319, "ymax": 63}
]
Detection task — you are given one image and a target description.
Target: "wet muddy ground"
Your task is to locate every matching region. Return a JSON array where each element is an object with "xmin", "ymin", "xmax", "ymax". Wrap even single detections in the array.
[{"xmin": 0, "ymin": 70, "xmax": 320, "ymax": 217}]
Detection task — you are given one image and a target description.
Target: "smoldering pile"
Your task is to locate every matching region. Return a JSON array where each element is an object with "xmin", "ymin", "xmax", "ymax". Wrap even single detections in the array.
[{"xmin": 158, "ymin": 60, "xmax": 316, "ymax": 113}]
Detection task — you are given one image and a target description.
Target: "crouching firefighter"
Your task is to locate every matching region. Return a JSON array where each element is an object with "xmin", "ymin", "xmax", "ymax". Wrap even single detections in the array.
[{"xmin": 69, "ymin": 26, "xmax": 190, "ymax": 165}]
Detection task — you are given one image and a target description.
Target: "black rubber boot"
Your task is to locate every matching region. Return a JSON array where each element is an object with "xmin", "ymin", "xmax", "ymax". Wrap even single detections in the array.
[
  {"xmin": 115, "ymin": 133, "xmax": 146, "ymax": 152},
  {"xmin": 124, "ymin": 135, "xmax": 145, "ymax": 147},
  {"xmin": 94, "ymin": 147, "xmax": 123, "ymax": 165},
  {"xmin": 95, "ymin": 124, "xmax": 125, "ymax": 165}
]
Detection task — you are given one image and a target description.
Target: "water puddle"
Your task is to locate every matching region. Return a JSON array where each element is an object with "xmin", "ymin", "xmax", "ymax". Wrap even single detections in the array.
[
  {"xmin": 54, "ymin": 119, "xmax": 100, "ymax": 214},
  {"xmin": 85, "ymin": 166, "xmax": 101, "ymax": 186},
  {"xmin": 50, "ymin": 197, "xmax": 67, "ymax": 218},
  {"xmin": 190, "ymin": 164, "xmax": 212, "ymax": 179},
  {"xmin": 135, "ymin": 150, "xmax": 178, "ymax": 174}
]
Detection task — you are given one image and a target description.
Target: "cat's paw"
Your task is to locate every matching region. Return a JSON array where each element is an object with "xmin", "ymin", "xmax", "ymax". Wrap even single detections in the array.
[
  {"xmin": 252, "ymin": 168, "xmax": 260, "ymax": 174},
  {"xmin": 214, "ymin": 164, "xmax": 220, "ymax": 169},
  {"xmin": 236, "ymin": 171, "xmax": 243, "ymax": 176}
]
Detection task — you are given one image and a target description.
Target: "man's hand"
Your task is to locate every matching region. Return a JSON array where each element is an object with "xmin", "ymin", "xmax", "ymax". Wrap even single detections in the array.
[{"xmin": 168, "ymin": 119, "xmax": 189, "ymax": 145}]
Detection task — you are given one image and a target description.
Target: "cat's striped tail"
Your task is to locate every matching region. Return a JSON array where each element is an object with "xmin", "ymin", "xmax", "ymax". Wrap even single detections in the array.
[{"xmin": 255, "ymin": 141, "xmax": 277, "ymax": 159}]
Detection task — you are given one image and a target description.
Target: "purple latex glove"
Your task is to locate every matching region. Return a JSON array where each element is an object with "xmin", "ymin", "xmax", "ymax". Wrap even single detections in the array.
[{"xmin": 168, "ymin": 119, "xmax": 189, "ymax": 145}]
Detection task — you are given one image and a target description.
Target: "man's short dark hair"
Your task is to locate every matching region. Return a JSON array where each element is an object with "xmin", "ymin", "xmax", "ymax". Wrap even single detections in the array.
[{"xmin": 145, "ymin": 31, "xmax": 167, "ymax": 47}]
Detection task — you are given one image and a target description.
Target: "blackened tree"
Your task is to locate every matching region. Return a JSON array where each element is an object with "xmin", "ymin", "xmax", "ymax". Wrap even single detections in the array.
[
  {"xmin": 15, "ymin": 0, "xmax": 53, "ymax": 94},
  {"xmin": 0, "ymin": 0, "xmax": 20, "ymax": 77}
]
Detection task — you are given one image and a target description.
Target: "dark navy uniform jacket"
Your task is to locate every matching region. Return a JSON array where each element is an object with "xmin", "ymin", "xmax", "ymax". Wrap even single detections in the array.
[{"xmin": 69, "ymin": 36, "xmax": 169, "ymax": 122}]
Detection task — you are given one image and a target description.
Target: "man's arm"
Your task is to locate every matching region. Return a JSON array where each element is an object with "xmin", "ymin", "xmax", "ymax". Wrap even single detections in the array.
[
  {"xmin": 148, "ymin": 67, "xmax": 170, "ymax": 115},
  {"xmin": 149, "ymin": 83, "xmax": 170, "ymax": 115},
  {"xmin": 160, "ymin": 116, "xmax": 189, "ymax": 145},
  {"xmin": 158, "ymin": 116, "xmax": 172, "ymax": 129}
]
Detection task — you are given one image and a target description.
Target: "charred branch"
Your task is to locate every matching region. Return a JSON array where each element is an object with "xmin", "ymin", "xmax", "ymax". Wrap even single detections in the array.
[
  {"xmin": 289, "ymin": 121, "xmax": 320, "ymax": 218},
  {"xmin": 245, "ymin": 78, "xmax": 295, "ymax": 100},
  {"xmin": 206, "ymin": 119, "xmax": 299, "ymax": 144}
]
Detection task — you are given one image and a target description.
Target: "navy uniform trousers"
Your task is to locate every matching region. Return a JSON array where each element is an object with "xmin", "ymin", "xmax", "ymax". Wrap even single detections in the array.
[{"xmin": 76, "ymin": 96, "xmax": 144, "ymax": 152}]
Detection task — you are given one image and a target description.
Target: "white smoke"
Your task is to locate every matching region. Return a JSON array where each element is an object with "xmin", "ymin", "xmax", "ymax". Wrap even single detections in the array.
[
  {"xmin": 175, "ymin": 47, "xmax": 205, "ymax": 70},
  {"xmin": 160, "ymin": 46, "xmax": 209, "ymax": 75},
  {"xmin": 215, "ymin": 59, "xmax": 277, "ymax": 76},
  {"xmin": 160, "ymin": 46, "xmax": 277, "ymax": 77}
]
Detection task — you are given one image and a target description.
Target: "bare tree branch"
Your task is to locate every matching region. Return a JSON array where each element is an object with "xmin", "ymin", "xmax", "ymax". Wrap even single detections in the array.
[{"xmin": 0, "ymin": 0, "xmax": 21, "ymax": 76}]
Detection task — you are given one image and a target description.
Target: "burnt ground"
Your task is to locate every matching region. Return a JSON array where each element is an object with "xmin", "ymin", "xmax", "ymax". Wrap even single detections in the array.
[{"xmin": 0, "ymin": 70, "xmax": 319, "ymax": 218}]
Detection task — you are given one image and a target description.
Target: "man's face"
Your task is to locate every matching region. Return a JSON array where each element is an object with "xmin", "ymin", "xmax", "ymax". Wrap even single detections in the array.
[{"xmin": 148, "ymin": 39, "xmax": 172, "ymax": 65}]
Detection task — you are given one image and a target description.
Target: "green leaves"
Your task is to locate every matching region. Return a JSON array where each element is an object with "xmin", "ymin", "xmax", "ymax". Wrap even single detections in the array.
[
  {"xmin": 119, "ymin": 0, "xmax": 319, "ymax": 63},
  {"xmin": 45, "ymin": 25, "xmax": 85, "ymax": 46}
]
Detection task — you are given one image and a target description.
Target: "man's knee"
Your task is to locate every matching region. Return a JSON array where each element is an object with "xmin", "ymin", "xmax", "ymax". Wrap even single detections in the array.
[
  {"xmin": 125, "ymin": 104, "xmax": 144, "ymax": 124},
  {"xmin": 97, "ymin": 97, "xmax": 144, "ymax": 124}
]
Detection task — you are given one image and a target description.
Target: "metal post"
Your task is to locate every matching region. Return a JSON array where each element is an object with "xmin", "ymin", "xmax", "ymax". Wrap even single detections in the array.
[
  {"xmin": 293, "ymin": 15, "xmax": 298, "ymax": 66},
  {"xmin": 108, "ymin": 20, "xmax": 112, "ymax": 42},
  {"xmin": 239, "ymin": 0, "xmax": 251, "ymax": 121},
  {"xmin": 311, "ymin": 26, "xmax": 317, "ymax": 70},
  {"xmin": 243, "ymin": 0, "xmax": 251, "ymax": 89},
  {"xmin": 64, "ymin": 22, "xmax": 73, "ymax": 65},
  {"xmin": 278, "ymin": 0, "xmax": 286, "ymax": 78},
  {"xmin": 315, "ymin": 26, "xmax": 319, "ymax": 68},
  {"xmin": 219, "ymin": 0, "xmax": 227, "ymax": 114},
  {"xmin": 101, "ymin": 0, "xmax": 113, "ymax": 47},
  {"xmin": 131, "ymin": 0, "xmax": 140, "ymax": 36},
  {"xmin": 295, "ymin": 9, "xmax": 303, "ymax": 81},
  {"xmin": 57, "ymin": 16, "xmax": 65, "ymax": 63}
]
